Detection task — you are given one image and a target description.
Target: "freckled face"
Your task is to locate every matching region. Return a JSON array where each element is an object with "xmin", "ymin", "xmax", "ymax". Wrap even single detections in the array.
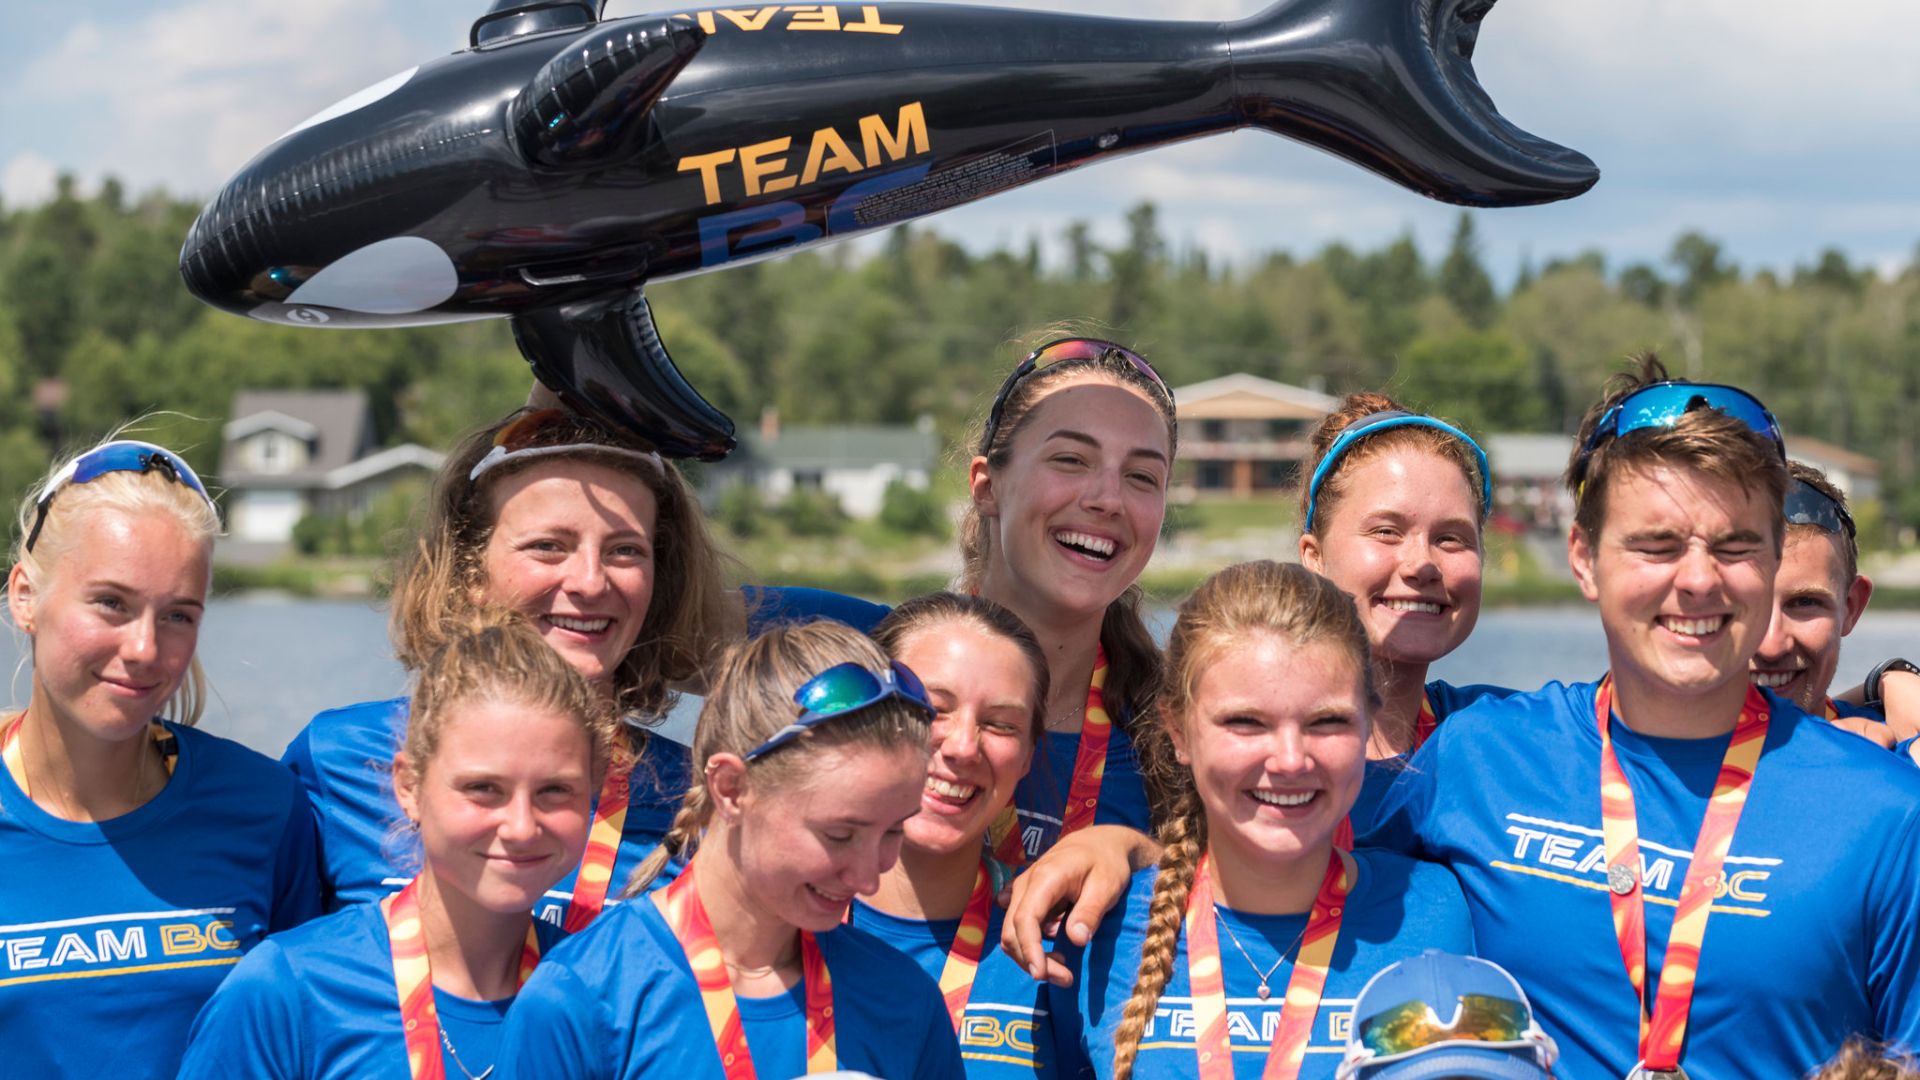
[
  {"xmin": 11, "ymin": 509, "xmax": 208, "ymax": 741},
  {"xmin": 1301, "ymin": 446, "xmax": 1483, "ymax": 667},
  {"xmin": 481, "ymin": 460, "xmax": 658, "ymax": 689}
]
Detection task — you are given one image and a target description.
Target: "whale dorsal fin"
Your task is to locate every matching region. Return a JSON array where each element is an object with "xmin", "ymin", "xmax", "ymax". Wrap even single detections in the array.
[{"xmin": 510, "ymin": 17, "xmax": 707, "ymax": 171}]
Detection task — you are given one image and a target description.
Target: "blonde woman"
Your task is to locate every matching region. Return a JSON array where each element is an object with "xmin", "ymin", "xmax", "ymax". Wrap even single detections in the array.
[
  {"xmin": 1056, "ymin": 562, "xmax": 1471, "ymax": 1080},
  {"xmin": 178, "ymin": 613, "xmax": 614, "ymax": 1078},
  {"xmin": 0, "ymin": 439, "xmax": 321, "ymax": 1079},
  {"xmin": 500, "ymin": 620, "xmax": 964, "ymax": 1079}
]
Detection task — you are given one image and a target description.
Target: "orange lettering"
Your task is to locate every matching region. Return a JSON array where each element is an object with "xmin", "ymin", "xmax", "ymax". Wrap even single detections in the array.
[
  {"xmin": 739, "ymin": 137, "xmax": 796, "ymax": 196},
  {"xmin": 717, "ymin": 6, "xmax": 781, "ymax": 31},
  {"xmin": 678, "ymin": 148, "xmax": 738, "ymax": 205},
  {"xmin": 859, "ymin": 101, "xmax": 929, "ymax": 166},
  {"xmin": 842, "ymin": 5, "xmax": 904, "ymax": 34},
  {"xmin": 782, "ymin": 5, "xmax": 841, "ymax": 31},
  {"xmin": 800, "ymin": 126, "xmax": 866, "ymax": 185}
]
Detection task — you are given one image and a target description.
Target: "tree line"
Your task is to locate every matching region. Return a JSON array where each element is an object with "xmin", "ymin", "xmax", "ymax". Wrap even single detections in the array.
[{"xmin": 3, "ymin": 176, "xmax": 1918, "ymax": 529}]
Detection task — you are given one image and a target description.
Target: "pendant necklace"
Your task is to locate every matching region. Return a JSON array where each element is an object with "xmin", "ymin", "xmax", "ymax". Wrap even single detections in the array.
[
  {"xmin": 438, "ymin": 1024, "xmax": 494, "ymax": 1080},
  {"xmin": 1213, "ymin": 906, "xmax": 1307, "ymax": 1001}
]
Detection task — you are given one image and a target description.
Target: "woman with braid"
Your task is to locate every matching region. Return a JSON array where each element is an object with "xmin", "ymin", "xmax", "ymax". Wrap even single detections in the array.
[
  {"xmin": 499, "ymin": 621, "xmax": 965, "ymax": 1079},
  {"xmin": 1051, "ymin": 561, "xmax": 1472, "ymax": 1080}
]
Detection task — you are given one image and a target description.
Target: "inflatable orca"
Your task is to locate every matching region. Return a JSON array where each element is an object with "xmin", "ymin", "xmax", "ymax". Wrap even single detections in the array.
[{"xmin": 181, "ymin": 0, "xmax": 1598, "ymax": 460}]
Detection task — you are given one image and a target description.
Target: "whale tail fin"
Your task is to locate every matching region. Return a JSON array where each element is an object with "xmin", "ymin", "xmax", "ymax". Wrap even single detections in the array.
[
  {"xmin": 1228, "ymin": 0, "xmax": 1597, "ymax": 206},
  {"xmin": 512, "ymin": 290, "xmax": 736, "ymax": 461}
]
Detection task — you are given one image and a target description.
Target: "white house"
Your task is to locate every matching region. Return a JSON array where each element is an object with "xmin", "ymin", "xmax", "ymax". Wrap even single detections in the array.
[
  {"xmin": 219, "ymin": 389, "xmax": 444, "ymax": 548},
  {"xmin": 705, "ymin": 410, "xmax": 940, "ymax": 519},
  {"xmin": 1170, "ymin": 373, "xmax": 1340, "ymax": 498}
]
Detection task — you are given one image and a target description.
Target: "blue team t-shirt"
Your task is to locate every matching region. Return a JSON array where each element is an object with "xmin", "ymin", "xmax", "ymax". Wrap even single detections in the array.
[
  {"xmin": 281, "ymin": 696, "xmax": 691, "ymax": 915},
  {"xmin": 0, "ymin": 721, "xmax": 322, "ymax": 1080},
  {"xmin": 847, "ymin": 898, "xmax": 1056, "ymax": 1078},
  {"xmin": 1363, "ymin": 680, "xmax": 1920, "ymax": 1080},
  {"xmin": 1052, "ymin": 850, "xmax": 1473, "ymax": 1079},
  {"xmin": 499, "ymin": 889, "xmax": 965, "ymax": 1079},
  {"xmin": 175, "ymin": 898, "xmax": 567, "ymax": 1078},
  {"xmin": 1348, "ymin": 680, "xmax": 1517, "ymax": 837}
]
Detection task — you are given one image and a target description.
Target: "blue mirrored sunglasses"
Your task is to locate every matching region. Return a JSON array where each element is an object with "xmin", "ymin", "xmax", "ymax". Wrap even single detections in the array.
[
  {"xmin": 1785, "ymin": 478, "xmax": 1855, "ymax": 540},
  {"xmin": 26, "ymin": 441, "xmax": 214, "ymax": 552},
  {"xmin": 1578, "ymin": 381, "xmax": 1785, "ymax": 468},
  {"xmin": 1303, "ymin": 411, "xmax": 1493, "ymax": 532},
  {"xmin": 742, "ymin": 660, "xmax": 935, "ymax": 763}
]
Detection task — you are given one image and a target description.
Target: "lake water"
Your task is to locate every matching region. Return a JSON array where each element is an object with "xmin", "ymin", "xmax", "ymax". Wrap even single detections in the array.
[{"xmin": 3, "ymin": 597, "xmax": 1914, "ymax": 757}]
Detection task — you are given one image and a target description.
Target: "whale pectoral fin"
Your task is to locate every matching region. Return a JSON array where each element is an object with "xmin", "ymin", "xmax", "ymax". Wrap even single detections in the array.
[
  {"xmin": 511, "ymin": 291, "xmax": 736, "ymax": 461},
  {"xmin": 1230, "ymin": 0, "xmax": 1598, "ymax": 207},
  {"xmin": 510, "ymin": 17, "xmax": 707, "ymax": 170}
]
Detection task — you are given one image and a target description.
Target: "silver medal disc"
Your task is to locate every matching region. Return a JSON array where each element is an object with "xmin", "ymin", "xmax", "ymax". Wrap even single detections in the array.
[
  {"xmin": 1626, "ymin": 1065, "xmax": 1688, "ymax": 1080},
  {"xmin": 1608, "ymin": 862, "xmax": 1638, "ymax": 895}
]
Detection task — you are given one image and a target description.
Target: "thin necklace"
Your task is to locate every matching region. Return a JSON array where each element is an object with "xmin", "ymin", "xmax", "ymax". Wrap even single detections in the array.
[
  {"xmin": 439, "ymin": 1023, "xmax": 494, "ymax": 1080},
  {"xmin": 1213, "ymin": 905, "xmax": 1307, "ymax": 1002}
]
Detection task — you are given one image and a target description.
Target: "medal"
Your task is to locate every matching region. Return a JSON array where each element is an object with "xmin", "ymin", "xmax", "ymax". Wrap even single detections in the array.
[
  {"xmin": 1626, "ymin": 1065, "xmax": 1689, "ymax": 1080},
  {"xmin": 1607, "ymin": 862, "xmax": 1638, "ymax": 896}
]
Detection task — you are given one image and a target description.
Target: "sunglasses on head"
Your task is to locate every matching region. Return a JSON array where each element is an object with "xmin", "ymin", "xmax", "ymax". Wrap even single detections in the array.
[
  {"xmin": 1338, "ymin": 993, "xmax": 1558, "ymax": 1078},
  {"xmin": 1303, "ymin": 410, "xmax": 1492, "ymax": 532},
  {"xmin": 27, "ymin": 441, "xmax": 215, "ymax": 552},
  {"xmin": 1577, "ymin": 381, "xmax": 1785, "ymax": 475},
  {"xmin": 742, "ymin": 660, "xmax": 935, "ymax": 763},
  {"xmin": 469, "ymin": 408, "xmax": 664, "ymax": 482},
  {"xmin": 978, "ymin": 338, "xmax": 1171, "ymax": 453},
  {"xmin": 1785, "ymin": 478, "xmax": 1855, "ymax": 540}
]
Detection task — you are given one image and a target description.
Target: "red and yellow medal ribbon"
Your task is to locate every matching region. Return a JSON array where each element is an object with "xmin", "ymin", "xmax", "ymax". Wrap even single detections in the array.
[
  {"xmin": 2, "ymin": 714, "xmax": 177, "ymax": 798},
  {"xmin": 1821, "ymin": 698, "xmax": 1842, "ymax": 722},
  {"xmin": 1333, "ymin": 692, "xmax": 1438, "ymax": 851},
  {"xmin": 382, "ymin": 877, "xmax": 542, "ymax": 1080},
  {"xmin": 936, "ymin": 862, "xmax": 995, "ymax": 1032},
  {"xmin": 1595, "ymin": 676, "xmax": 1768, "ymax": 1073},
  {"xmin": 989, "ymin": 645, "xmax": 1111, "ymax": 866},
  {"xmin": 1183, "ymin": 848, "xmax": 1353, "ymax": 1080},
  {"xmin": 654, "ymin": 856, "xmax": 837, "ymax": 1078},
  {"xmin": 562, "ymin": 763, "xmax": 631, "ymax": 932}
]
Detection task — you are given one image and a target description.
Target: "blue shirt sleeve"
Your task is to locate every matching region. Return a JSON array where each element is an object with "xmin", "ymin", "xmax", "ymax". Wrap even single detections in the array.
[
  {"xmin": 1866, "ymin": 806, "xmax": 1920, "ymax": 1044},
  {"xmin": 499, "ymin": 962, "xmax": 616, "ymax": 1080},
  {"xmin": 1357, "ymin": 735, "xmax": 1443, "ymax": 858},
  {"xmin": 742, "ymin": 586, "xmax": 891, "ymax": 636},
  {"xmin": 176, "ymin": 941, "xmax": 305, "ymax": 1080},
  {"xmin": 278, "ymin": 724, "xmax": 336, "ymax": 910}
]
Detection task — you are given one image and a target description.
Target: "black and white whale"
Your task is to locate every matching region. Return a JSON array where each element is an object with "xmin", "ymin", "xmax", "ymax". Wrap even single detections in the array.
[{"xmin": 180, "ymin": 0, "xmax": 1598, "ymax": 460}]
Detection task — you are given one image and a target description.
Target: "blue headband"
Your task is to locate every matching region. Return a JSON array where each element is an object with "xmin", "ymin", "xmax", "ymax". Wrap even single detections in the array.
[{"xmin": 1303, "ymin": 411, "xmax": 1493, "ymax": 532}]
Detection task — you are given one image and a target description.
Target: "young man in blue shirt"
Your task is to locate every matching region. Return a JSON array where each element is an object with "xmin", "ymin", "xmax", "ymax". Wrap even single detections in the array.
[{"xmin": 1367, "ymin": 357, "xmax": 1920, "ymax": 1080}]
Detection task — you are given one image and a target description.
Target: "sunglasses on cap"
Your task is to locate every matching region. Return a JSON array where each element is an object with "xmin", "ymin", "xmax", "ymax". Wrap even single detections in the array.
[
  {"xmin": 1785, "ymin": 478, "xmax": 1855, "ymax": 540},
  {"xmin": 26, "ymin": 441, "xmax": 215, "ymax": 552},
  {"xmin": 1337, "ymin": 992, "xmax": 1558, "ymax": 1079},
  {"xmin": 1577, "ymin": 381, "xmax": 1785, "ymax": 473},
  {"xmin": 742, "ymin": 660, "xmax": 935, "ymax": 763},
  {"xmin": 979, "ymin": 338, "xmax": 1172, "ymax": 454},
  {"xmin": 1303, "ymin": 411, "xmax": 1493, "ymax": 532},
  {"xmin": 469, "ymin": 408, "xmax": 664, "ymax": 482}
]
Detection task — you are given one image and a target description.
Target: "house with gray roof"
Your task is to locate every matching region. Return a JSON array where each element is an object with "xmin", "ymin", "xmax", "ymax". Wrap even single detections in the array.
[
  {"xmin": 704, "ymin": 409, "xmax": 940, "ymax": 519},
  {"xmin": 219, "ymin": 389, "xmax": 443, "ymax": 549}
]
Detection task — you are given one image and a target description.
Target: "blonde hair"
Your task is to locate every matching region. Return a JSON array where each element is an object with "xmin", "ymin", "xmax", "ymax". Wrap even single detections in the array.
[
  {"xmin": 1299, "ymin": 391, "xmax": 1488, "ymax": 535},
  {"xmin": 1567, "ymin": 353, "xmax": 1788, "ymax": 547},
  {"xmin": 389, "ymin": 408, "xmax": 737, "ymax": 722},
  {"xmin": 397, "ymin": 610, "xmax": 617, "ymax": 797},
  {"xmin": 1809, "ymin": 1038, "xmax": 1920, "ymax": 1080},
  {"xmin": 9, "ymin": 438, "xmax": 220, "ymax": 725},
  {"xmin": 624, "ymin": 621, "xmax": 931, "ymax": 895},
  {"xmin": 957, "ymin": 324, "xmax": 1174, "ymax": 762},
  {"xmin": 1112, "ymin": 561, "xmax": 1377, "ymax": 1080}
]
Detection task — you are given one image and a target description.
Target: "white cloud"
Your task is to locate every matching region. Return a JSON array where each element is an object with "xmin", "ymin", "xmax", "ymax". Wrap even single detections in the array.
[{"xmin": 0, "ymin": 151, "xmax": 59, "ymax": 206}]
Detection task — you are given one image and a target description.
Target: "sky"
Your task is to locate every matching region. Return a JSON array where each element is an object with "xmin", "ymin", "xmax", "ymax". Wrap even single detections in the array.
[{"xmin": 4, "ymin": 0, "xmax": 1918, "ymax": 285}]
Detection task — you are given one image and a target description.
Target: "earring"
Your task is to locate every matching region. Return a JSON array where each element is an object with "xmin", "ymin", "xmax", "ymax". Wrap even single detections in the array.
[{"xmin": 1175, "ymin": 749, "xmax": 1190, "ymax": 764}]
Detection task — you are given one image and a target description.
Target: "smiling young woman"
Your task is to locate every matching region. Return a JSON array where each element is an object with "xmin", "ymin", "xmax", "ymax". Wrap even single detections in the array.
[
  {"xmin": 178, "ymin": 613, "xmax": 614, "ymax": 1079},
  {"xmin": 0, "ymin": 438, "xmax": 321, "ymax": 1080},
  {"xmin": 499, "ymin": 620, "xmax": 965, "ymax": 1080},
  {"xmin": 1051, "ymin": 561, "xmax": 1471, "ymax": 1080},
  {"xmin": 282, "ymin": 407, "xmax": 736, "ymax": 924}
]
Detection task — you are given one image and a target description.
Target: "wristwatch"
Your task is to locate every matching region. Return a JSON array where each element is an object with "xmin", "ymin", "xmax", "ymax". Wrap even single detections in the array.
[{"xmin": 1863, "ymin": 658, "xmax": 1920, "ymax": 710}]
